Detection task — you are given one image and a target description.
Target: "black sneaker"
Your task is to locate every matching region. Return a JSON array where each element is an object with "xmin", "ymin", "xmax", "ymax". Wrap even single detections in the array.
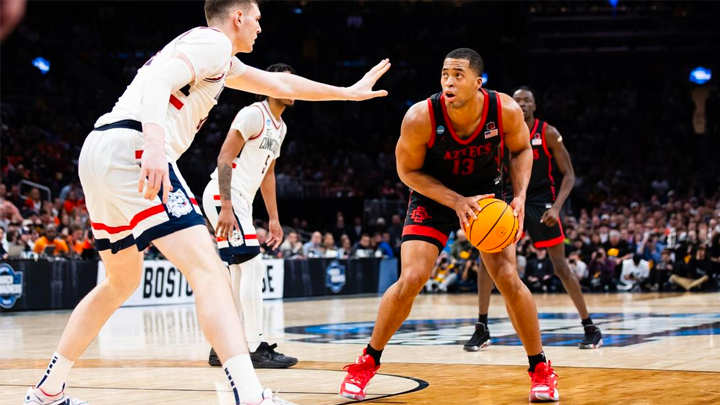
[
  {"xmin": 579, "ymin": 325, "xmax": 603, "ymax": 349},
  {"xmin": 251, "ymin": 342, "xmax": 299, "ymax": 369},
  {"xmin": 208, "ymin": 347, "xmax": 221, "ymax": 367},
  {"xmin": 463, "ymin": 322, "xmax": 491, "ymax": 352}
]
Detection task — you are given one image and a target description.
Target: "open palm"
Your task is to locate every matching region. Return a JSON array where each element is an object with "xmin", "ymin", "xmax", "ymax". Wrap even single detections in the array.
[{"xmin": 347, "ymin": 59, "xmax": 391, "ymax": 101}]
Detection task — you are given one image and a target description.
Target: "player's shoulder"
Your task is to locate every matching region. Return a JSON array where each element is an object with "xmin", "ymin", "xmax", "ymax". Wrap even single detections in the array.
[
  {"xmin": 403, "ymin": 99, "xmax": 432, "ymax": 126},
  {"xmin": 176, "ymin": 27, "xmax": 232, "ymax": 52}
]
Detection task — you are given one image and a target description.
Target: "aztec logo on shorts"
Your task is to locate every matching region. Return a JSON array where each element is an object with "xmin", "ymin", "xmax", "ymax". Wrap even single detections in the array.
[
  {"xmin": 166, "ymin": 190, "xmax": 193, "ymax": 218},
  {"xmin": 410, "ymin": 206, "xmax": 432, "ymax": 223},
  {"xmin": 285, "ymin": 312, "xmax": 720, "ymax": 347}
]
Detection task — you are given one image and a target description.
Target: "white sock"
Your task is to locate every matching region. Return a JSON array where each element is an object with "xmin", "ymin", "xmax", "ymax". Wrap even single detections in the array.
[
  {"xmin": 36, "ymin": 352, "xmax": 74, "ymax": 396},
  {"xmin": 239, "ymin": 256, "xmax": 264, "ymax": 352},
  {"xmin": 224, "ymin": 354, "xmax": 263, "ymax": 405}
]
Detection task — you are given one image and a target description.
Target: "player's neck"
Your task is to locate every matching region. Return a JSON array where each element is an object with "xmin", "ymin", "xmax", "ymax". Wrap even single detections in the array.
[
  {"xmin": 446, "ymin": 92, "xmax": 483, "ymax": 128},
  {"xmin": 525, "ymin": 116, "xmax": 535, "ymax": 129},
  {"xmin": 266, "ymin": 99, "xmax": 285, "ymax": 121},
  {"xmin": 210, "ymin": 22, "xmax": 242, "ymax": 55}
]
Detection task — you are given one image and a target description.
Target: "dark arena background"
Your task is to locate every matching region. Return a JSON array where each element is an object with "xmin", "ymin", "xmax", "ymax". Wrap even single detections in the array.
[{"xmin": 1, "ymin": 1, "xmax": 720, "ymax": 404}]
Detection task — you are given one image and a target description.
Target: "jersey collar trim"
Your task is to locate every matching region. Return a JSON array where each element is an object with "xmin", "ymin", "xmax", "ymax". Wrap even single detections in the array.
[{"xmin": 440, "ymin": 88, "xmax": 489, "ymax": 145}]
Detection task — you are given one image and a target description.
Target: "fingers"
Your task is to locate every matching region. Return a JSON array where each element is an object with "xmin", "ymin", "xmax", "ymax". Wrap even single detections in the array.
[
  {"xmin": 369, "ymin": 58, "xmax": 390, "ymax": 75},
  {"xmin": 138, "ymin": 168, "xmax": 147, "ymax": 194},
  {"xmin": 476, "ymin": 193, "xmax": 495, "ymax": 201},
  {"xmin": 372, "ymin": 60, "xmax": 391, "ymax": 82},
  {"xmin": 161, "ymin": 172, "xmax": 172, "ymax": 204},
  {"xmin": 145, "ymin": 171, "xmax": 157, "ymax": 200}
]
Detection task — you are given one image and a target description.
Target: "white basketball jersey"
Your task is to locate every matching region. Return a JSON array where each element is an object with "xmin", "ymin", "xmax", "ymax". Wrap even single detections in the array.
[
  {"xmin": 210, "ymin": 100, "xmax": 287, "ymax": 203},
  {"xmin": 95, "ymin": 27, "xmax": 247, "ymax": 161}
]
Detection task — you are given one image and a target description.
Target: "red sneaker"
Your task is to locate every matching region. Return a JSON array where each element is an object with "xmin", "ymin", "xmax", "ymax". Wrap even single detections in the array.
[
  {"xmin": 339, "ymin": 349, "xmax": 380, "ymax": 400},
  {"xmin": 528, "ymin": 361, "xmax": 560, "ymax": 402}
]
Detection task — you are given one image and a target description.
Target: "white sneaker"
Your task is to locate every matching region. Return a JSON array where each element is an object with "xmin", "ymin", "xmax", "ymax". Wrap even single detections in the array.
[
  {"xmin": 23, "ymin": 386, "xmax": 88, "ymax": 405},
  {"xmin": 242, "ymin": 388, "xmax": 297, "ymax": 405}
]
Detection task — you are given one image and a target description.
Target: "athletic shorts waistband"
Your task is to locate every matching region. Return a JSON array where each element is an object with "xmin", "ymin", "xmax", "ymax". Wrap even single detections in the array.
[{"xmin": 94, "ymin": 119, "xmax": 142, "ymax": 132}]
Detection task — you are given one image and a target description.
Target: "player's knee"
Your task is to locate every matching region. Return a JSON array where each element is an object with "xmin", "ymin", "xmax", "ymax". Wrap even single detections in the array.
[
  {"xmin": 491, "ymin": 265, "xmax": 522, "ymax": 290},
  {"xmin": 398, "ymin": 269, "xmax": 429, "ymax": 296}
]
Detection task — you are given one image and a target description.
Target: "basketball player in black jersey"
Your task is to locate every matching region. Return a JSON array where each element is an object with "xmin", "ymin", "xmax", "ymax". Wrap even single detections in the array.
[
  {"xmin": 464, "ymin": 86, "xmax": 603, "ymax": 353},
  {"xmin": 339, "ymin": 49, "xmax": 560, "ymax": 403}
]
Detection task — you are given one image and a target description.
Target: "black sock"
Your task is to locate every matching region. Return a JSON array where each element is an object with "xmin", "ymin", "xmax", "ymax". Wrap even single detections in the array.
[
  {"xmin": 581, "ymin": 317, "xmax": 593, "ymax": 327},
  {"xmin": 478, "ymin": 313, "xmax": 489, "ymax": 326},
  {"xmin": 528, "ymin": 352, "xmax": 547, "ymax": 372},
  {"xmin": 366, "ymin": 344, "xmax": 383, "ymax": 365}
]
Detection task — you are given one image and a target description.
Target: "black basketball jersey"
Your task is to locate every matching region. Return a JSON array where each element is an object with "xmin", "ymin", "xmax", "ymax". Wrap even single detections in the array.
[
  {"xmin": 421, "ymin": 89, "xmax": 507, "ymax": 196},
  {"xmin": 526, "ymin": 119, "xmax": 557, "ymax": 203}
]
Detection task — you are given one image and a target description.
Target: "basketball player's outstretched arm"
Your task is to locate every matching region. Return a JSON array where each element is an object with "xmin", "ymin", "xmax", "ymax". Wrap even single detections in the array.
[
  {"xmin": 541, "ymin": 125, "xmax": 575, "ymax": 227},
  {"xmin": 260, "ymin": 160, "xmax": 283, "ymax": 250},
  {"xmin": 215, "ymin": 128, "xmax": 246, "ymax": 240},
  {"xmin": 500, "ymin": 93, "xmax": 533, "ymax": 242},
  {"xmin": 396, "ymin": 102, "xmax": 493, "ymax": 228},
  {"xmin": 225, "ymin": 59, "xmax": 390, "ymax": 101}
]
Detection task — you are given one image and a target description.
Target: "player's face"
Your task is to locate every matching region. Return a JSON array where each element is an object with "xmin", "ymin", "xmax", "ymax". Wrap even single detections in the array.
[
  {"xmin": 441, "ymin": 58, "xmax": 481, "ymax": 109},
  {"xmin": 234, "ymin": 3, "xmax": 262, "ymax": 53},
  {"xmin": 513, "ymin": 89, "xmax": 536, "ymax": 120}
]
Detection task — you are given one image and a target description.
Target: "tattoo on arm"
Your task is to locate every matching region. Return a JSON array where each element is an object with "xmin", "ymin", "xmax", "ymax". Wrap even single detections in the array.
[{"xmin": 218, "ymin": 163, "xmax": 233, "ymax": 201}]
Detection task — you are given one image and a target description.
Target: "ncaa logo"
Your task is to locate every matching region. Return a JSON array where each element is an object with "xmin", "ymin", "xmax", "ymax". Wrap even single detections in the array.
[
  {"xmin": 0, "ymin": 263, "xmax": 23, "ymax": 309},
  {"xmin": 436, "ymin": 126, "xmax": 445, "ymax": 135},
  {"xmin": 326, "ymin": 260, "xmax": 346, "ymax": 294}
]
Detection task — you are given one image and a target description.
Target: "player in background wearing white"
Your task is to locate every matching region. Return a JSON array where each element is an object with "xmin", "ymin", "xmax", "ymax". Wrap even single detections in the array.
[
  {"xmin": 204, "ymin": 63, "xmax": 298, "ymax": 369},
  {"xmin": 23, "ymin": 0, "xmax": 391, "ymax": 404}
]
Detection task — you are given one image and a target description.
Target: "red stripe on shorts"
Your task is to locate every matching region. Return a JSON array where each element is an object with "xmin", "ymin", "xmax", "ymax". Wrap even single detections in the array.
[
  {"xmin": 91, "ymin": 204, "xmax": 165, "ymax": 234},
  {"xmin": 403, "ymin": 225, "xmax": 448, "ymax": 246}
]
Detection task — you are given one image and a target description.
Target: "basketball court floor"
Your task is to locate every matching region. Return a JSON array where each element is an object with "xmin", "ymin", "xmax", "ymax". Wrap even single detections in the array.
[{"xmin": 2, "ymin": 292, "xmax": 720, "ymax": 404}]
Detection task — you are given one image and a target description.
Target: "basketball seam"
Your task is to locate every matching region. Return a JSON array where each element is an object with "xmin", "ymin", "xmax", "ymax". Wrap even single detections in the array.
[
  {"xmin": 468, "ymin": 200, "xmax": 501, "ymax": 240},
  {"xmin": 486, "ymin": 213, "xmax": 518, "ymax": 252},
  {"xmin": 475, "ymin": 203, "xmax": 509, "ymax": 249}
]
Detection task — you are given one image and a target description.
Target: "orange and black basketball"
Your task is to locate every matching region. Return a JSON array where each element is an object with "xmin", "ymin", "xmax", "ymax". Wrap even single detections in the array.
[{"xmin": 464, "ymin": 198, "xmax": 518, "ymax": 253}]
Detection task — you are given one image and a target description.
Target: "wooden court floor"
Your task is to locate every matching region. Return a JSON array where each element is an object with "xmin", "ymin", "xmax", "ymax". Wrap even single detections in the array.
[{"xmin": 2, "ymin": 293, "xmax": 720, "ymax": 404}]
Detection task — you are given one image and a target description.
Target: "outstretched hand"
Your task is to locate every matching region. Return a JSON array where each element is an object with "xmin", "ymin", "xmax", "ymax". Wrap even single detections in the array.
[{"xmin": 347, "ymin": 59, "xmax": 391, "ymax": 101}]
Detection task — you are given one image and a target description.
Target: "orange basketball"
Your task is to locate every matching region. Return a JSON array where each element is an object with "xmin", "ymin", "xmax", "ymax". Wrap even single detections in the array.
[{"xmin": 464, "ymin": 198, "xmax": 518, "ymax": 253}]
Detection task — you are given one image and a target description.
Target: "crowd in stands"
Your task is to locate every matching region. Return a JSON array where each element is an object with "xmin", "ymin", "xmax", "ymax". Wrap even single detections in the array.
[{"xmin": 426, "ymin": 193, "xmax": 720, "ymax": 294}]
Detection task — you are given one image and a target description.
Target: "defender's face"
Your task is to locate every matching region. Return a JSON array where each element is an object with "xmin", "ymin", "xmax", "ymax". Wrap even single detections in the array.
[
  {"xmin": 441, "ymin": 58, "xmax": 481, "ymax": 109},
  {"xmin": 235, "ymin": 4, "xmax": 262, "ymax": 53},
  {"xmin": 513, "ymin": 89, "xmax": 536, "ymax": 120}
]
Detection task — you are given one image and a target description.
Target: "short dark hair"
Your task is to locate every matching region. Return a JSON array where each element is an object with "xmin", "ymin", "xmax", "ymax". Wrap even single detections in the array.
[
  {"xmin": 256, "ymin": 63, "xmax": 296, "ymax": 101},
  {"xmin": 204, "ymin": 0, "xmax": 258, "ymax": 23},
  {"xmin": 445, "ymin": 48, "xmax": 483, "ymax": 76}
]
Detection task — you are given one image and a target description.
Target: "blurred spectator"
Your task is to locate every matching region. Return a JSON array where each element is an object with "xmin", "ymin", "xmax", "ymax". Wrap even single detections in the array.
[
  {"xmin": 32, "ymin": 224, "xmax": 69, "ymax": 257},
  {"xmin": 373, "ymin": 232, "xmax": 393, "ymax": 258},
  {"xmin": 0, "ymin": 183, "xmax": 23, "ymax": 225},
  {"xmin": 331, "ymin": 212, "xmax": 349, "ymax": 243},
  {"xmin": 524, "ymin": 249, "xmax": 558, "ymax": 292},
  {"xmin": 350, "ymin": 233, "xmax": 374, "ymax": 258},
  {"xmin": 24, "ymin": 188, "xmax": 42, "ymax": 214},
  {"xmin": 588, "ymin": 248, "xmax": 617, "ymax": 291},
  {"xmin": 671, "ymin": 247, "xmax": 713, "ymax": 291},
  {"xmin": 280, "ymin": 231, "xmax": 304, "ymax": 259},
  {"xmin": 323, "ymin": 232, "xmax": 339, "ymax": 258},
  {"xmin": 426, "ymin": 253, "xmax": 458, "ymax": 293},
  {"xmin": 618, "ymin": 254, "xmax": 650, "ymax": 292},
  {"xmin": 350, "ymin": 217, "xmax": 364, "ymax": 243},
  {"xmin": 302, "ymin": 231, "xmax": 324, "ymax": 258},
  {"xmin": 0, "ymin": 227, "xmax": 7, "ymax": 259},
  {"xmin": 65, "ymin": 224, "xmax": 85, "ymax": 257},
  {"xmin": 337, "ymin": 234, "xmax": 353, "ymax": 259},
  {"xmin": 567, "ymin": 252, "xmax": 589, "ymax": 287},
  {"xmin": 645, "ymin": 249, "xmax": 675, "ymax": 291},
  {"xmin": 604, "ymin": 230, "xmax": 632, "ymax": 265},
  {"xmin": 638, "ymin": 233, "xmax": 663, "ymax": 264}
]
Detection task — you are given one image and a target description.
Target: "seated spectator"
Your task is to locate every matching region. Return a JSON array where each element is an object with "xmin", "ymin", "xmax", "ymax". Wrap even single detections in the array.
[
  {"xmin": 65, "ymin": 224, "xmax": 85, "ymax": 257},
  {"xmin": 280, "ymin": 231, "xmax": 304, "ymax": 259},
  {"xmin": 588, "ymin": 248, "xmax": 617, "ymax": 291},
  {"xmin": 568, "ymin": 252, "xmax": 589, "ymax": 287},
  {"xmin": 32, "ymin": 224, "xmax": 69, "ymax": 257},
  {"xmin": 302, "ymin": 231, "xmax": 325, "ymax": 258},
  {"xmin": 323, "ymin": 232, "xmax": 339, "ymax": 258},
  {"xmin": 523, "ymin": 248, "xmax": 558, "ymax": 292},
  {"xmin": 0, "ymin": 227, "xmax": 7, "ymax": 259},
  {"xmin": 80, "ymin": 230, "xmax": 98, "ymax": 260},
  {"xmin": 644, "ymin": 249, "xmax": 675, "ymax": 291},
  {"xmin": 0, "ymin": 183, "xmax": 23, "ymax": 224},
  {"xmin": 63, "ymin": 190, "xmax": 84, "ymax": 214},
  {"xmin": 670, "ymin": 246, "xmax": 713, "ymax": 291},
  {"xmin": 337, "ymin": 234, "xmax": 352, "ymax": 259},
  {"xmin": 604, "ymin": 230, "xmax": 632, "ymax": 265},
  {"xmin": 618, "ymin": 254, "xmax": 650, "ymax": 292},
  {"xmin": 350, "ymin": 233, "xmax": 374, "ymax": 258},
  {"xmin": 24, "ymin": 187, "xmax": 43, "ymax": 214},
  {"xmin": 373, "ymin": 232, "xmax": 393, "ymax": 258},
  {"xmin": 425, "ymin": 254, "xmax": 458, "ymax": 293},
  {"xmin": 638, "ymin": 233, "xmax": 663, "ymax": 264}
]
